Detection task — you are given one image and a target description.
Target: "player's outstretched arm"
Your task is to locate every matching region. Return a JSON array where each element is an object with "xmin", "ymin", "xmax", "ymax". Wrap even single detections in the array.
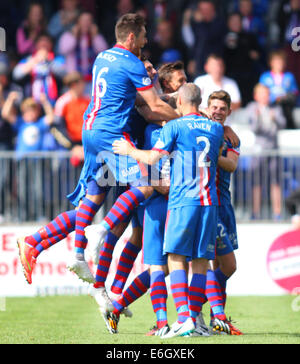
[
  {"xmin": 139, "ymin": 87, "xmax": 179, "ymax": 122},
  {"xmin": 112, "ymin": 138, "xmax": 162, "ymax": 165}
]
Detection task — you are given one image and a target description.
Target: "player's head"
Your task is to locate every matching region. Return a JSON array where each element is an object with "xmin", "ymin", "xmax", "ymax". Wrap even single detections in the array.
[
  {"xmin": 207, "ymin": 90, "xmax": 232, "ymax": 125},
  {"xmin": 176, "ymin": 83, "xmax": 202, "ymax": 112},
  {"xmin": 115, "ymin": 13, "xmax": 147, "ymax": 56},
  {"xmin": 158, "ymin": 61, "xmax": 187, "ymax": 94},
  {"xmin": 140, "ymin": 54, "xmax": 157, "ymax": 82}
]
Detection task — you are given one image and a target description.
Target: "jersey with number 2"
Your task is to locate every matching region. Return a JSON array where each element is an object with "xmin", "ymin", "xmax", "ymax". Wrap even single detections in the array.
[
  {"xmin": 84, "ymin": 45, "xmax": 153, "ymax": 133},
  {"xmin": 153, "ymin": 113, "xmax": 224, "ymax": 209}
]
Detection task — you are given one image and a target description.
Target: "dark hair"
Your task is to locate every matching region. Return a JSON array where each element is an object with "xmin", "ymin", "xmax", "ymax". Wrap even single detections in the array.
[
  {"xmin": 115, "ymin": 13, "xmax": 146, "ymax": 43},
  {"xmin": 208, "ymin": 90, "xmax": 232, "ymax": 109},
  {"xmin": 158, "ymin": 61, "xmax": 185, "ymax": 89}
]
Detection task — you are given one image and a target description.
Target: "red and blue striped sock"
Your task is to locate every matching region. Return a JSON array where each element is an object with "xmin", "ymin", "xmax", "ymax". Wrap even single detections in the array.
[
  {"xmin": 188, "ymin": 273, "xmax": 207, "ymax": 324},
  {"xmin": 205, "ymin": 269, "xmax": 226, "ymax": 320},
  {"xmin": 25, "ymin": 210, "xmax": 76, "ymax": 248},
  {"xmin": 103, "ymin": 187, "xmax": 146, "ymax": 231},
  {"xmin": 94, "ymin": 232, "xmax": 119, "ymax": 288},
  {"xmin": 214, "ymin": 267, "xmax": 229, "ymax": 309},
  {"xmin": 150, "ymin": 270, "xmax": 168, "ymax": 329},
  {"xmin": 111, "ymin": 241, "xmax": 141, "ymax": 294},
  {"xmin": 74, "ymin": 198, "xmax": 101, "ymax": 254},
  {"xmin": 170, "ymin": 269, "xmax": 190, "ymax": 324},
  {"xmin": 112, "ymin": 270, "xmax": 150, "ymax": 315}
]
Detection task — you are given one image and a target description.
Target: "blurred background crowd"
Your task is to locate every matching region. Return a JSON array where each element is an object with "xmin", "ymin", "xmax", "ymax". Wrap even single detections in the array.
[{"xmin": 0, "ymin": 0, "xmax": 300, "ymax": 223}]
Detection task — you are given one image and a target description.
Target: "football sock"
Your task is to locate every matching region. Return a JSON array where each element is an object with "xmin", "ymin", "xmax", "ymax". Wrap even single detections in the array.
[
  {"xmin": 25, "ymin": 210, "xmax": 76, "ymax": 248},
  {"xmin": 74, "ymin": 197, "xmax": 101, "ymax": 254},
  {"xmin": 103, "ymin": 187, "xmax": 146, "ymax": 231},
  {"xmin": 188, "ymin": 273, "xmax": 207, "ymax": 324},
  {"xmin": 94, "ymin": 232, "xmax": 119, "ymax": 288},
  {"xmin": 150, "ymin": 270, "xmax": 168, "ymax": 329},
  {"xmin": 214, "ymin": 267, "xmax": 229, "ymax": 309},
  {"xmin": 205, "ymin": 269, "xmax": 226, "ymax": 320},
  {"xmin": 111, "ymin": 241, "xmax": 141, "ymax": 294},
  {"xmin": 170, "ymin": 269, "xmax": 190, "ymax": 324},
  {"xmin": 112, "ymin": 270, "xmax": 150, "ymax": 316}
]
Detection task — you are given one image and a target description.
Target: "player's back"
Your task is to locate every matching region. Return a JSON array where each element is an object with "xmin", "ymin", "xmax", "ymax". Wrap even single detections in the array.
[
  {"xmin": 155, "ymin": 113, "xmax": 224, "ymax": 208},
  {"xmin": 84, "ymin": 45, "xmax": 152, "ymax": 134}
]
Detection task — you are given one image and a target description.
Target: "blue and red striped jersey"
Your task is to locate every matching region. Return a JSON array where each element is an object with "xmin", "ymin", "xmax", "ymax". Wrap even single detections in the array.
[
  {"xmin": 84, "ymin": 44, "xmax": 153, "ymax": 133},
  {"xmin": 153, "ymin": 113, "xmax": 224, "ymax": 208},
  {"xmin": 216, "ymin": 139, "xmax": 240, "ymax": 206}
]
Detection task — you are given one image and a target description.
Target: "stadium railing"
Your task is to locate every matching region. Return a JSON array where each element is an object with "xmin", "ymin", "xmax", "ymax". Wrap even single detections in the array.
[{"xmin": 0, "ymin": 144, "xmax": 299, "ymax": 224}]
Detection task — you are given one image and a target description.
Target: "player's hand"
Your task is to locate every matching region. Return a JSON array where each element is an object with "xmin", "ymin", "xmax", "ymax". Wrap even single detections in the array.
[
  {"xmin": 112, "ymin": 138, "xmax": 133, "ymax": 156},
  {"xmin": 224, "ymin": 125, "xmax": 240, "ymax": 148}
]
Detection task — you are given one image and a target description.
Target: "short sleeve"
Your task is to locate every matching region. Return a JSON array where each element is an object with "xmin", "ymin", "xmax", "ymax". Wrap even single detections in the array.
[
  {"xmin": 152, "ymin": 121, "xmax": 177, "ymax": 155},
  {"xmin": 128, "ymin": 60, "xmax": 153, "ymax": 91}
]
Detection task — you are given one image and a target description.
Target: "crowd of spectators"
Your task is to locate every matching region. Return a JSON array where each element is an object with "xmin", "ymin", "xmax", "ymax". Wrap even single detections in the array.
[{"xmin": 0, "ymin": 0, "xmax": 300, "ymax": 221}]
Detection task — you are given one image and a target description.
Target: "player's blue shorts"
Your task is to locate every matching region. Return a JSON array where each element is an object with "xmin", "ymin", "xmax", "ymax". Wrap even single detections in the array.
[
  {"xmin": 216, "ymin": 204, "xmax": 238, "ymax": 256},
  {"xmin": 67, "ymin": 129, "xmax": 148, "ymax": 206},
  {"xmin": 143, "ymin": 195, "xmax": 168, "ymax": 266},
  {"xmin": 163, "ymin": 205, "xmax": 217, "ymax": 260}
]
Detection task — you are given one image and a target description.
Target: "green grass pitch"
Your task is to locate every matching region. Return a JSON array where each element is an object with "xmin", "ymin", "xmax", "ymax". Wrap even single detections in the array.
[{"xmin": 0, "ymin": 294, "xmax": 299, "ymax": 344}]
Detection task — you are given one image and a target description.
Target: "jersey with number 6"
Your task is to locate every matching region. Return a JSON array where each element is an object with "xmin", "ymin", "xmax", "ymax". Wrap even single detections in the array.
[
  {"xmin": 83, "ymin": 44, "xmax": 153, "ymax": 133},
  {"xmin": 153, "ymin": 113, "xmax": 224, "ymax": 209}
]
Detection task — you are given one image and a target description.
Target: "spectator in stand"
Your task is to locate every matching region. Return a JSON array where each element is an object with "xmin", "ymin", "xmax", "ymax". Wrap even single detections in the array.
[
  {"xmin": 58, "ymin": 11, "xmax": 108, "ymax": 93},
  {"xmin": 0, "ymin": 57, "xmax": 23, "ymax": 221},
  {"xmin": 0, "ymin": 57, "xmax": 23, "ymax": 151},
  {"xmin": 223, "ymin": 12, "xmax": 263, "ymax": 106},
  {"xmin": 143, "ymin": 0, "xmax": 184, "ymax": 41},
  {"xmin": 144, "ymin": 19, "xmax": 188, "ymax": 69},
  {"xmin": 246, "ymin": 83, "xmax": 286, "ymax": 220},
  {"xmin": 194, "ymin": 54, "xmax": 241, "ymax": 110},
  {"xmin": 229, "ymin": 0, "xmax": 269, "ymax": 19},
  {"xmin": 1, "ymin": 93, "xmax": 55, "ymax": 156},
  {"xmin": 277, "ymin": 0, "xmax": 300, "ymax": 89},
  {"xmin": 16, "ymin": 2, "xmax": 47, "ymax": 57},
  {"xmin": 238, "ymin": 0, "xmax": 267, "ymax": 48},
  {"xmin": 55, "ymin": 71, "xmax": 89, "ymax": 166},
  {"xmin": 13, "ymin": 33, "xmax": 66, "ymax": 106},
  {"xmin": 259, "ymin": 49, "xmax": 299, "ymax": 129},
  {"xmin": 47, "ymin": 0, "xmax": 81, "ymax": 51},
  {"xmin": 1, "ymin": 93, "xmax": 55, "ymax": 221},
  {"xmin": 97, "ymin": 0, "xmax": 138, "ymax": 47},
  {"xmin": 181, "ymin": 0, "xmax": 227, "ymax": 78}
]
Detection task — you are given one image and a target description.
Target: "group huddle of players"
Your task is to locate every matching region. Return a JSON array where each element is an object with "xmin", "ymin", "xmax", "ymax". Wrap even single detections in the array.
[{"xmin": 17, "ymin": 13, "xmax": 243, "ymax": 339}]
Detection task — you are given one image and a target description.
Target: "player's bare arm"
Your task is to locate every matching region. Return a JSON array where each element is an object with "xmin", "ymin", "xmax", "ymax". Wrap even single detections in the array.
[
  {"xmin": 112, "ymin": 138, "xmax": 162, "ymax": 165},
  {"xmin": 138, "ymin": 86, "xmax": 180, "ymax": 122},
  {"xmin": 218, "ymin": 150, "xmax": 239, "ymax": 173}
]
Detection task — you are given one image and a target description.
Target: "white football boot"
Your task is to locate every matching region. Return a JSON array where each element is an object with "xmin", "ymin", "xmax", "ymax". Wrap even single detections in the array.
[
  {"xmin": 85, "ymin": 224, "xmax": 109, "ymax": 264},
  {"xmin": 89, "ymin": 285, "xmax": 114, "ymax": 313},
  {"xmin": 161, "ymin": 317, "xmax": 195, "ymax": 339},
  {"xmin": 67, "ymin": 258, "xmax": 95, "ymax": 283}
]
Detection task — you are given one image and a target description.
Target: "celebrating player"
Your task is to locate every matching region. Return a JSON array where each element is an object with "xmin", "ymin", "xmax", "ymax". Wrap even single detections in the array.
[
  {"xmin": 17, "ymin": 13, "xmax": 179, "ymax": 285},
  {"xmin": 204, "ymin": 90, "xmax": 243, "ymax": 335},
  {"xmin": 112, "ymin": 83, "xmax": 224, "ymax": 338}
]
